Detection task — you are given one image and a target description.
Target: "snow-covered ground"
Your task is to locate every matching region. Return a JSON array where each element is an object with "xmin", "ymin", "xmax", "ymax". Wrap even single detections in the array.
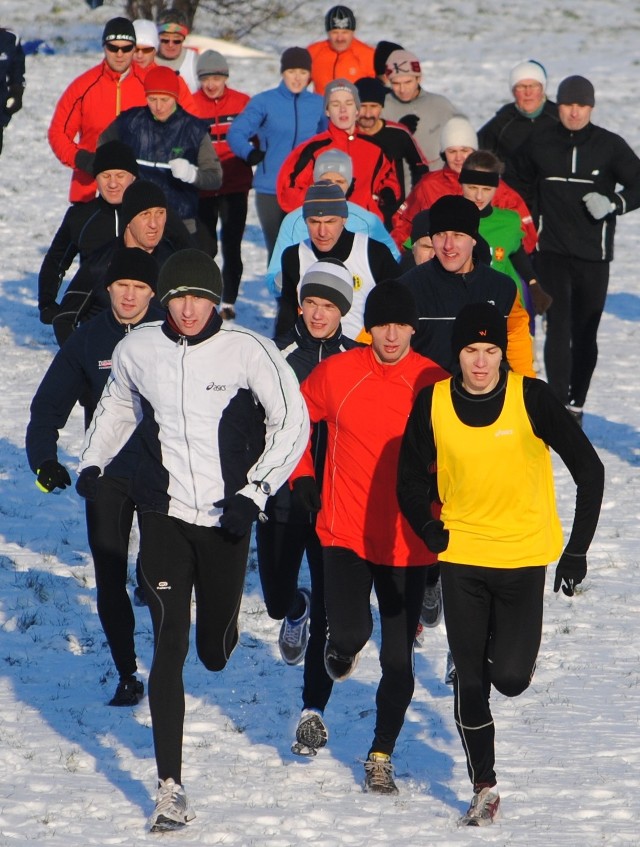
[{"xmin": 0, "ymin": 1, "xmax": 639, "ymax": 843}]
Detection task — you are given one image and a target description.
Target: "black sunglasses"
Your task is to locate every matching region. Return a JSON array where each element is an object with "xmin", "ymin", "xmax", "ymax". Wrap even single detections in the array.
[{"xmin": 105, "ymin": 42, "xmax": 135, "ymax": 54}]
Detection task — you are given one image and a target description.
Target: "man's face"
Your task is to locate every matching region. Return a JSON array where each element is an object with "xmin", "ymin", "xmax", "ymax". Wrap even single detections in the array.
[
  {"xmin": 168, "ymin": 295, "xmax": 215, "ymax": 335},
  {"xmin": 200, "ymin": 74, "xmax": 227, "ymax": 99},
  {"xmin": 370, "ymin": 323, "xmax": 415, "ymax": 365},
  {"xmin": 412, "ymin": 235, "xmax": 435, "ymax": 265},
  {"xmin": 107, "ymin": 279, "xmax": 154, "ymax": 324},
  {"xmin": 95, "ymin": 169, "xmax": 136, "ymax": 205},
  {"xmin": 432, "ymin": 230, "xmax": 476, "ymax": 274},
  {"xmin": 558, "ymin": 103, "xmax": 593, "ymax": 132},
  {"xmin": 326, "ymin": 90, "xmax": 359, "ymax": 133},
  {"xmin": 132, "ymin": 44, "xmax": 156, "ymax": 69},
  {"xmin": 512, "ymin": 79, "xmax": 545, "ymax": 114},
  {"xmin": 459, "ymin": 342, "xmax": 503, "ymax": 394},
  {"xmin": 306, "ymin": 215, "xmax": 346, "ymax": 252},
  {"xmin": 158, "ymin": 33, "xmax": 184, "ymax": 60},
  {"xmin": 301, "ymin": 296, "xmax": 342, "ymax": 339},
  {"xmin": 461, "ymin": 182, "xmax": 498, "ymax": 212},
  {"xmin": 147, "ymin": 94, "xmax": 177, "ymax": 122},
  {"xmin": 327, "ymin": 29, "xmax": 354, "ymax": 54},
  {"xmin": 444, "ymin": 145, "xmax": 474, "ymax": 174},
  {"xmin": 103, "ymin": 40, "xmax": 135, "ymax": 74},
  {"xmin": 390, "ymin": 74, "xmax": 421, "ymax": 103},
  {"xmin": 125, "ymin": 207, "xmax": 167, "ymax": 250},
  {"xmin": 282, "ymin": 68, "xmax": 311, "ymax": 94},
  {"xmin": 357, "ymin": 101, "xmax": 383, "ymax": 133},
  {"xmin": 316, "ymin": 170, "xmax": 350, "ymax": 195}
]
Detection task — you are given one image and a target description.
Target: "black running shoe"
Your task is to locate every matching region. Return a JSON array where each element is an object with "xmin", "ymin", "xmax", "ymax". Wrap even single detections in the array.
[{"xmin": 109, "ymin": 676, "xmax": 144, "ymax": 706}]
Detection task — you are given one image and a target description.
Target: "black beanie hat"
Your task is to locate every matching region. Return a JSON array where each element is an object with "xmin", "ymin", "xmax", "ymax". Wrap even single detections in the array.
[
  {"xmin": 410, "ymin": 209, "xmax": 431, "ymax": 243},
  {"xmin": 429, "ymin": 195, "xmax": 479, "ymax": 239},
  {"xmin": 121, "ymin": 180, "xmax": 167, "ymax": 228},
  {"xmin": 451, "ymin": 302, "xmax": 507, "ymax": 358},
  {"xmin": 104, "ymin": 247, "xmax": 159, "ymax": 292},
  {"xmin": 280, "ymin": 46, "xmax": 312, "ymax": 73},
  {"xmin": 556, "ymin": 75, "xmax": 595, "ymax": 107},
  {"xmin": 93, "ymin": 140, "xmax": 139, "ymax": 178},
  {"xmin": 364, "ymin": 280, "xmax": 419, "ymax": 332},
  {"xmin": 157, "ymin": 249, "xmax": 222, "ymax": 305},
  {"xmin": 355, "ymin": 76, "xmax": 387, "ymax": 106},
  {"xmin": 325, "ymin": 5, "xmax": 356, "ymax": 31},
  {"xmin": 373, "ymin": 41, "xmax": 403, "ymax": 77},
  {"xmin": 102, "ymin": 17, "xmax": 136, "ymax": 45}
]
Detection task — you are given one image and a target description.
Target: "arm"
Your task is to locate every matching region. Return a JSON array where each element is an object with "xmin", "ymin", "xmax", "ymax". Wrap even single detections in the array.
[
  {"xmin": 38, "ymin": 209, "xmax": 78, "ymax": 313},
  {"xmin": 48, "ymin": 76, "xmax": 87, "ymax": 168},
  {"xmin": 367, "ymin": 239, "xmax": 401, "ymax": 281},
  {"xmin": 397, "ymin": 385, "xmax": 438, "ymax": 537},
  {"xmin": 505, "ymin": 291, "xmax": 535, "ymax": 377},
  {"xmin": 194, "ymin": 133, "xmax": 223, "ymax": 191},
  {"xmin": 266, "ymin": 211, "xmax": 302, "ymax": 296},
  {"xmin": 274, "ymin": 246, "xmax": 302, "ymax": 337},
  {"xmin": 227, "ymin": 94, "xmax": 266, "ymax": 161}
]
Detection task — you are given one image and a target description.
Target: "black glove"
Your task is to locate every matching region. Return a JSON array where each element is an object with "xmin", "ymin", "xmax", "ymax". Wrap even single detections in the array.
[
  {"xmin": 76, "ymin": 466, "xmax": 101, "ymax": 501},
  {"xmin": 553, "ymin": 552, "xmax": 587, "ymax": 597},
  {"xmin": 398, "ymin": 114, "xmax": 420, "ymax": 134},
  {"xmin": 528, "ymin": 281, "xmax": 553, "ymax": 315},
  {"xmin": 246, "ymin": 149, "xmax": 265, "ymax": 167},
  {"xmin": 36, "ymin": 460, "xmax": 71, "ymax": 493},
  {"xmin": 75, "ymin": 148, "xmax": 95, "ymax": 174},
  {"xmin": 5, "ymin": 84, "xmax": 23, "ymax": 116},
  {"xmin": 214, "ymin": 493, "xmax": 260, "ymax": 536},
  {"xmin": 421, "ymin": 519, "xmax": 449, "ymax": 554},
  {"xmin": 291, "ymin": 476, "xmax": 321, "ymax": 513},
  {"xmin": 39, "ymin": 303, "xmax": 61, "ymax": 325}
]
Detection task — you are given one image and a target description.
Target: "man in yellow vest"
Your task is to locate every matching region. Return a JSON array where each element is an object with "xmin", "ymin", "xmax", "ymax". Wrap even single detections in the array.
[{"xmin": 397, "ymin": 302, "xmax": 604, "ymax": 827}]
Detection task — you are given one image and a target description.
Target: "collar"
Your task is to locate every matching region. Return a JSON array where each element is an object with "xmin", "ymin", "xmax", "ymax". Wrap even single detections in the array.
[{"xmin": 162, "ymin": 307, "xmax": 222, "ymax": 345}]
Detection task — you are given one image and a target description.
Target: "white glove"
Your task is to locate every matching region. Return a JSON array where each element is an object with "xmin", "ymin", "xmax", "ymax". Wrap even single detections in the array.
[
  {"xmin": 583, "ymin": 192, "xmax": 615, "ymax": 220},
  {"xmin": 169, "ymin": 158, "xmax": 198, "ymax": 184}
]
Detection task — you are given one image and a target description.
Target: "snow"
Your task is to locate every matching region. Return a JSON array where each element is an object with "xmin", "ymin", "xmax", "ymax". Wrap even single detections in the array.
[{"xmin": 1, "ymin": 0, "xmax": 639, "ymax": 843}]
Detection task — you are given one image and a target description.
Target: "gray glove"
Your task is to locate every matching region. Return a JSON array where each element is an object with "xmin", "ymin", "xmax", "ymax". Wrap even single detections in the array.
[{"xmin": 583, "ymin": 192, "xmax": 615, "ymax": 220}]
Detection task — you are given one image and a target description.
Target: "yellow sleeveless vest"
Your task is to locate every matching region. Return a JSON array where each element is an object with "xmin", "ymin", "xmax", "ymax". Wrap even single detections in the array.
[{"xmin": 432, "ymin": 374, "xmax": 563, "ymax": 568}]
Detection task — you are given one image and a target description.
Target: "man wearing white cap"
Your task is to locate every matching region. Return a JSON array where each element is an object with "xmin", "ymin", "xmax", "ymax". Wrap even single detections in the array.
[
  {"xmin": 131, "ymin": 19, "xmax": 195, "ymax": 111},
  {"xmin": 478, "ymin": 60, "xmax": 559, "ymax": 166}
]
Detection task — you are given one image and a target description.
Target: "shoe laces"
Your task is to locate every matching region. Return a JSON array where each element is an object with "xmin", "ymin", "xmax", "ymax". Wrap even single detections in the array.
[
  {"xmin": 281, "ymin": 616, "xmax": 305, "ymax": 647},
  {"xmin": 364, "ymin": 753, "xmax": 394, "ymax": 788},
  {"xmin": 155, "ymin": 778, "xmax": 187, "ymax": 816}
]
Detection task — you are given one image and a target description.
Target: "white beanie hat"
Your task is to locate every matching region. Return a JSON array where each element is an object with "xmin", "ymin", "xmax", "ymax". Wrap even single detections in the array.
[
  {"xmin": 440, "ymin": 116, "xmax": 478, "ymax": 152},
  {"xmin": 133, "ymin": 19, "xmax": 159, "ymax": 50},
  {"xmin": 509, "ymin": 60, "xmax": 547, "ymax": 92}
]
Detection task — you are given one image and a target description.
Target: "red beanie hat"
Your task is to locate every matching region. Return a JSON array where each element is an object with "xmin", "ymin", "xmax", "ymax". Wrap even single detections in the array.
[{"xmin": 144, "ymin": 66, "xmax": 180, "ymax": 99}]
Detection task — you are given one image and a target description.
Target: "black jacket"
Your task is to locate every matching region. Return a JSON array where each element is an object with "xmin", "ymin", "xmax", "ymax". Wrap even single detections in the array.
[
  {"xmin": 0, "ymin": 28, "xmax": 25, "ymax": 127},
  {"xmin": 478, "ymin": 99, "xmax": 559, "ymax": 165}
]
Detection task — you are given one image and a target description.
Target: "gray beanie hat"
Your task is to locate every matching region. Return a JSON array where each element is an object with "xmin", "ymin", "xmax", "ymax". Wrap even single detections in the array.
[
  {"xmin": 324, "ymin": 78, "xmax": 361, "ymax": 110},
  {"xmin": 299, "ymin": 259, "xmax": 353, "ymax": 316},
  {"xmin": 313, "ymin": 149, "xmax": 353, "ymax": 185},
  {"xmin": 303, "ymin": 181, "xmax": 348, "ymax": 220},
  {"xmin": 157, "ymin": 249, "xmax": 222, "ymax": 305},
  {"xmin": 197, "ymin": 50, "xmax": 229, "ymax": 78}
]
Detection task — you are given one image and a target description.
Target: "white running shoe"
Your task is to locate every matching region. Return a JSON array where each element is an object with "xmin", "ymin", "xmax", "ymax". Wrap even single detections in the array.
[
  {"xmin": 291, "ymin": 709, "xmax": 329, "ymax": 757},
  {"xmin": 148, "ymin": 778, "xmax": 196, "ymax": 832},
  {"xmin": 458, "ymin": 784, "xmax": 500, "ymax": 826}
]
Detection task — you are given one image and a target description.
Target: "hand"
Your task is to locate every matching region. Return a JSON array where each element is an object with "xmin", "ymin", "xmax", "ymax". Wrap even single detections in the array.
[
  {"xmin": 246, "ymin": 149, "xmax": 265, "ymax": 167},
  {"xmin": 214, "ymin": 493, "xmax": 260, "ymax": 536},
  {"xmin": 421, "ymin": 519, "xmax": 449, "ymax": 554},
  {"xmin": 169, "ymin": 158, "xmax": 198, "ymax": 184},
  {"xmin": 5, "ymin": 84, "xmax": 23, "ymax": 116},
  {"xmin": 39, "ymin": 303, "xmax": 62, "ymax": 325},
  {"xmin": 75, "ymin": 148, "xmax": 95, "ymax": 174},
  {"xmin": 291, "ymin": 476, "xmax": 321, "ymax": 513},
  {"xmin": 76, "ymin": 466, "xmax": 101, "ymax": 501},
  {"xmin": 583, "ymin": 192, "xmax": 615, "ymax": 220},
  {"xmin": 36, "ymin": 460, "xmax": 71, "ymax": 493},
  {"xmin": 528, "ymin": 281, "xmax": 553, "ymax": 315},
  {"xmin": 553, "ymin": 552, "xmax": 587, "ymax": 597},
  {"xmin": 398, "ymin": 114, "xmax": 420, "ymax": 134}
]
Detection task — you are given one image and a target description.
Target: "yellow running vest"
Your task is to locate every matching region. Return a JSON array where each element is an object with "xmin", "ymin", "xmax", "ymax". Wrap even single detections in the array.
[{"xmin": 432, "ymin": 374, "xmax": 563, "ymax": 568}]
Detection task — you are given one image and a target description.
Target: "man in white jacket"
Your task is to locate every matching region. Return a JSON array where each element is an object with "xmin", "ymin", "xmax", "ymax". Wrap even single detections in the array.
[{"xmin": 77, "ymin": 248, "xmax": 309, "ymax": 833}]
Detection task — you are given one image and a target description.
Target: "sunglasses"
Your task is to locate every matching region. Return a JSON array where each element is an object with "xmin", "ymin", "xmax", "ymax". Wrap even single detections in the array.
[
  {"xmin": 160, "ymin": 38, "xmax": 184, "ymax": 45},
  {"xmin": 134, "ymin": 46, "xmax": 155, "ymax": 54},
  {"xmin": 104, "ymin": 42, "xmax": 135, "ymax": 54}
]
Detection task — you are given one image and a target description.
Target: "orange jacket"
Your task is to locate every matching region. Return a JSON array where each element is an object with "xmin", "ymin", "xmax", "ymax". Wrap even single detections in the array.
[
  {"xmin": 48, "ymin": 61, "xmax": 147, "ymax": 202},
  {"xmin": 307, "ymin": 37, "xmax": 375, "ymax": 95}
]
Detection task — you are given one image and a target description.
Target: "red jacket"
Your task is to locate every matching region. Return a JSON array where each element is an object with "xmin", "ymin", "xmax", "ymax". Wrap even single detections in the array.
[
  {"xmin": 48, "ymin": 61, "xmax": 147, "ymax": 202},
  {"xmin": 307, "ymin": 37, "xmax": 375, "ymax": 95},
  {"xmin": 292, "ymin": 346, "xmax": 449, "ymax": 566},
  {"xmin": 392, "ymin": 165, "xmax": 538, "ymax": 253},
  {"xmin": 191, "ymin": 87, "xmax": 253, "ymax": 195},
  {"xmin": 277, "ymin": 123, "xmax": 401, "ymax": 221}
]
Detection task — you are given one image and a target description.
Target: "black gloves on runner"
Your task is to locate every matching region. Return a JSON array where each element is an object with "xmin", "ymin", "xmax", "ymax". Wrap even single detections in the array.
[
  {"xmin": 398, "ymin": 113, "xmax": 420, "ymax": 134},
  {"xmin": 422, "ymin": 519, "xmax": 450, "ymax": 554},
  {"xmin": 36, "ymin": 460, "xmax": 71, "ymax": 493},
  {"xmin": 291, "ymin": 476, "xmax": 321, "ymax": 513},
  {"xmin": 214, "ymin": 493, "xmax": 260, "ymax": 536},
  {"xmin": 246, "ymin": 149, "xmax": 265, "ymax": 167},
  {"xmin": 75, "ymin": 466, "xmax": 101, "ymax": 501},
  {"xmin": 74, "ymin": 148, "xmax": 95, "ymax": 175},
  {"xmin": 553, "ymin": 552, "xmax": 587, "ymax": 597}
]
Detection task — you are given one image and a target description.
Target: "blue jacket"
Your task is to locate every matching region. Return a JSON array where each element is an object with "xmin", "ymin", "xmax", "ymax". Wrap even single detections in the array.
[{"xmin": 227, "ymin": 81, "xmax": 326, "ymax": 195}]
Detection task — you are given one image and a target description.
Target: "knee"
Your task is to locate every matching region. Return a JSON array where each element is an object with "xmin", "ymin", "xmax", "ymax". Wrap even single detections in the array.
[
  {"xmin": 197, "ymin": 629, "xmax": 239, "ymax": 672},
  {"xmin": 492, "ymin": 669, "xmax": 532, "ymax": 698}
]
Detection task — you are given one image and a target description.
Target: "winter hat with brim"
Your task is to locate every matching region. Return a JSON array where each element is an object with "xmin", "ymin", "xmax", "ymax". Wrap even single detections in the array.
[
  {"xmin": 325, "ymin": 5, "xmax": 356, "ymax": 31},
  {"xmin": 299, "ymin": 259, "xmax": 353, "ymax": 315},
  {"xmin": 355, "ymin": 76, "xmax": 387, "ymax": 106},
  {"xmin": 324, "ymin": 78, "xmax": 361, "ymax": 110},
  {"xmin": 374, "ymin": 41, "xmax": 403, "ymax": 77},
  {"xmin": 364, "ymin": 280, "xmax": 419, "ymax": 331},
  {"xmin": 144, "ymin": 66, "xmax": 180, "ymax": 98},
  {"xmin": 428, "ymin": 195, "xmax": 479, "ymax": 239},
  {"xmin": 105, "ymin": 247, "xmax": 159, "ymax": 292},
  {"xmin": 557, "ymin": 75, "xmax": 595, "ymax": 107},
  {"xmin": 197, "ymin": 50, "xmax": 229, "ymax": 77},
  {"xmin": 313, "ymin": 149, "xmax": 353, "ymax": 185},
  {"xmin": 133, "ymin": 19, "xmax": 159, "ymax": 50},
  {"xmin": 280, "ymin": 46, "xmax": 312, "ymax": 73},
  {"xmin": 303, "ymin": 181, "xmax": 348, "ymax": 219},
  {"xmin": 509, "ymin": 60, "xmax": 547, "ymax": 92},
  {"xmin": 385, "ymin": 50, "xmax": 421, "ymax": 81},
  {"xmin": 93, "ymin": 140, "xmax": 139, "ymax": 178},
  {"xmin": 440, "ymin": 116, "xmax": 478, "ymax": 152},
  {"xmin": 451, "ymin": 302, "xmax": 507, "ymax": 358},
  {"xmin": 121, "ymin": 180, "xmax": 167, "ymax": 228},
  {"xmin": 157, "ymin": 249, "xmax": 222, "ymax": 305},
  {"xmin": 102, "ymin": 17, "xmax": 136, "ymax": 45}
]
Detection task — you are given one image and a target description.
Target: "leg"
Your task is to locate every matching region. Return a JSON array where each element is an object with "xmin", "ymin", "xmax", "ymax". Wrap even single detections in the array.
[
  {"xmin": 255, "ymin": 517, "xmax": 307, "ymax": 621},
  {"xmin": 219, "ymin": 192, "xmax": 248, "ymax": 306},
  {"xmin": 567, "ymin": 259, "xmax": 609, "ymax": 408},
  {"xmin": 84, "ymin": 475, "xmax": 137, "ymax": 679},
  {"xmin": 255, "ymin": 192, "xmax": 285, "ymax": 262},
  {"xmin": 323, "ymin": 547, "xmax": 374, "ymax": 657},
  {"xmin": 302, "ymin": 529, "xmax": 333, "ymax": 712},
  {"xmin": 197, "ymin": 195, "xmax": 220, "ymax": 258},
  {"xmin": 536, "ymin": 252, "xmax": 573, "ymax": 404}
]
